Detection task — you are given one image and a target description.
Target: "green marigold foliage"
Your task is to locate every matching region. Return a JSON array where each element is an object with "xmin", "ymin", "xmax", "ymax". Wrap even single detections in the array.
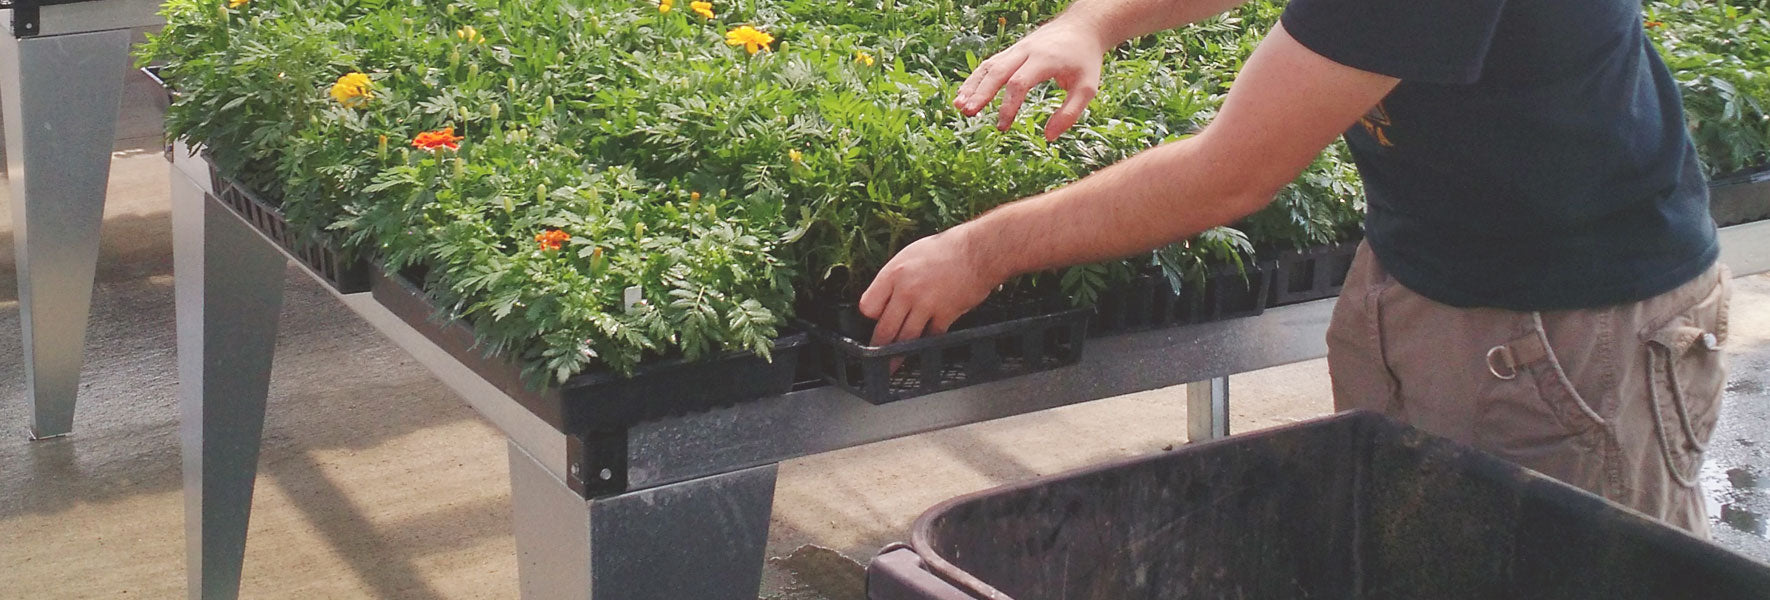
[{"xmin": 141, "ymin": 0, "xmax": 1761, "ymax": 384}]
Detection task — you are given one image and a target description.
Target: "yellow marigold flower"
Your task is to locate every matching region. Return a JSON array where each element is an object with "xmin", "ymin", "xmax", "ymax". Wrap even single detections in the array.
[
  {"xmin": 330, "ymin": 72, "xmax": 373, "ymax": 108},
  {"xmin": 725, "ymin": 25, "xmax": 774, "ymax": 55},
  {"xmin": 855, "ymin": 51, "xmax": 875, "ymax": 67},
  {"xmin": 456, "ymin": 25, "xmax": 485, "ymax": 44},
  {"xmin": 788, "ymin": 149, "xmax": 803, "ymax": 163},
  {"xmin": 658, "ymin": 0, "xmax": 673, "ymax": 13},
  {"xmin": 227, "ymin": 0, "xmax": 248, "ymax": 8},
  {"xmin": 691, "ymin": 1, "xmax": 714, "ymax": 18}
]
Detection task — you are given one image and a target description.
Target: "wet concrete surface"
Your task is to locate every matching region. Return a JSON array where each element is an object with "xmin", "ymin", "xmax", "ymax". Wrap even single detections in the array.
[
  {"xmin": 0, "ymin": 65, "xmax": 1766, "ymax": 598},
  {"xmin": 1704, "ymin": 322, "xmax": 1770, "ymax": 562}
]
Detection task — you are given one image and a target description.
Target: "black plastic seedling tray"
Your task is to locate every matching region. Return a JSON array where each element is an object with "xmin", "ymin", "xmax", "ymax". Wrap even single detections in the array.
[
  {"xmin": 1092, "ymin": 261, "xmax": 1275, "ymax": 337},
  {"xmin": 1710, "ymin": 167, "xmax": 1770, "ymax": 228},
  {"xmin": 208, "ymin": 168, "xmax": 373, "ymax": 293},
  {"xmin": 1267, "ymin": 240, "xmax": 1358, "ymax": 307},
  {"xmin": 371, "ymin": 268, "xmax": 808, "ymax": 433},
  {"xmin": 803, "ymin": 307, "xmax": 1090, "ymax": 405},
  {"xmin": 866, "ymin": 410, "xmax": 1770, "ymax": 600}
]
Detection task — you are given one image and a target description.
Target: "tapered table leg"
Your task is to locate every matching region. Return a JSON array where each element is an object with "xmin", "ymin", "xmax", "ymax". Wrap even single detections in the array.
[
  {"xmin": 0, "ymin": 27, "xmax": 132, "ymax": 438},
  {"xmin": 172, "ymin": 170, "xmax": 288, "ymax": 600}
]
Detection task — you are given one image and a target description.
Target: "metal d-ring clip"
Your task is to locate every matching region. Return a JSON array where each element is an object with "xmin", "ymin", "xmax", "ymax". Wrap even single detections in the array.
[{"xmin": 1486, "ymin": 345, "xmax": 1518, "ymax": 380}]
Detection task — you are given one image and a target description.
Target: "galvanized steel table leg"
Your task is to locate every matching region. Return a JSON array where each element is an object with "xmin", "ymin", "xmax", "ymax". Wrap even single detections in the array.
[
  {"xmin": 0, "ymin": 26, "xmax": 132, "ymax": 438},
  {"xmin": 510, "ymin": 441, "xmax": 778, "ymax": 600},
  {"xmin": 173, "ymin": 172, "xmax": 287, "ymax": 600},
  {"xmin": 1187, "ymin": 376, "xmax": 1230, "ymax": 442}
]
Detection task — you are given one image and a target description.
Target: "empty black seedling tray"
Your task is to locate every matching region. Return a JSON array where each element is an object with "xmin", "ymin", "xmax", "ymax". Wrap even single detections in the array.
[
  {"xmin": 208, "ymin": 165, "xmax": 373, "ymax": 294},
  {"xmin": 803, "ymin": 307, "xmax": 1090, "ymax": 405},
  {"xmin": 370, "ymin": 268, "xmax": 808, "ymax": 432},
  {"xmin": 866, "ymin": 410, "xmax": 1770, "ymax": 600},
  {"xmin": 1267, "ymin": 240, "xmax": 1359, "ymax": 307}
]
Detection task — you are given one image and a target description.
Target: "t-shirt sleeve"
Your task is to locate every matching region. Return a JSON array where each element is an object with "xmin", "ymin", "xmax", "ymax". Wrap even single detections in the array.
[{"xmin": 1280, "ymin": 0, "xmax": 1509, "ymax": 85}]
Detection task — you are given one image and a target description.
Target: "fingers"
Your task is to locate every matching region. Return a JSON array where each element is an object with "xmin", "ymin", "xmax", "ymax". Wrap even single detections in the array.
[
  {"xmin": 956, "ymin": 52, "xmax": 1028, "ymax": 116},
  {"xmin": 858, "ymin": 271, "xmax": 893, "ymax": 319},
  {"xmin": 869, "ymin": 297, "xmax": 913, "ymax": 347},
  {"xmin": 997, "ymin": 72, "xmax": 1039, "ymax": 130},
  {"xmin": 1045, "ymin": 78, "xmax": 1098, "ymax": 141}
]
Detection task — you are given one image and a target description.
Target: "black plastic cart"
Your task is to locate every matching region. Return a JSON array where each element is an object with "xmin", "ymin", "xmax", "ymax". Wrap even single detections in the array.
[{"xmin": 868, "ymin": 411, "xmax": 1770, "ymax": 599}]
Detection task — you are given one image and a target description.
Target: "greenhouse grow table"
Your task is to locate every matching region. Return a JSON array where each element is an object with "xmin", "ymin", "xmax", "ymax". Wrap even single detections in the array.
[
  {"xmin": 1, "ymin": 0, "xmax": 161, "ymax": 438},
  {"xmin": 168, "ymin": 141, "xmax": 1770, "ymax": 599}
]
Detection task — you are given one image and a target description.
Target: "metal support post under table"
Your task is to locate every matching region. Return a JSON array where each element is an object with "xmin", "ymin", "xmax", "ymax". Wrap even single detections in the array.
[
  {"xmin": 171, "ymin": 165, "xmax": 287, "ymax": 600},
  {"xmin": 1187, "ymin": 376, "xmax": 1230, "ymax": 442},
  {"xmin": 0, "ymin": 0, "xmax": 163, "ymax": 439}
]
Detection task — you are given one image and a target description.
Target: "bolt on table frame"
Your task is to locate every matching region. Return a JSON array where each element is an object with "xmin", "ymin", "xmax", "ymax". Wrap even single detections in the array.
[
  {"xmin": 1, "ymin": 0, "xmax": 162, "ymax": 439},
  {"xmin": 169, "ymin": 143, "xmax": 1770, "ymax": 599}
]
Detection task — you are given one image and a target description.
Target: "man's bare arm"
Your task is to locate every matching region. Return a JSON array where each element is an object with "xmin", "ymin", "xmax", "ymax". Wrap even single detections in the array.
[{"xmin": 861, "ymin": 24, "xmax": 1400, "ymax": 345}]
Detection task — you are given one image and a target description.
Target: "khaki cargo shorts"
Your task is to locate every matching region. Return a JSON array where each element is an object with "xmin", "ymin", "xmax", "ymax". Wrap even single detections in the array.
[{"xmin": 1327, "ymin": 241, "xmax": 1732, "ymax": 535}]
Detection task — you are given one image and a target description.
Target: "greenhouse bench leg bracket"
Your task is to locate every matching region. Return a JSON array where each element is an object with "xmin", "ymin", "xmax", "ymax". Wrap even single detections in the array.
[
  {"xmin": 512, "ymin": 441, "xmax": 778, "ymax": 600},
  {"xmin": 566, "ymin": 430, "xmax": 628, "ymax": 498},
  {"xmin": 0, "ymin": 24, "xmax": 132, "ymax": 438},
  {"xmin": 173, "ymin": 172, "xmax": 289, "ymax": 600}
]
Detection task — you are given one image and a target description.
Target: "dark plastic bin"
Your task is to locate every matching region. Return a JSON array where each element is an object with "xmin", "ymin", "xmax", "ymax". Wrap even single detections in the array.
[{"xmin": 867, "ymin": 411, "xmax": 1770, "ymax": 600}]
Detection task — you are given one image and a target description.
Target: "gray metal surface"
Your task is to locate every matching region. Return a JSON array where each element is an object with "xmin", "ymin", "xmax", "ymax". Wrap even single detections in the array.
[
  {"xmin": 8, "ymin": 1, "xmax": 163, "ymax": 38},
  {"xmin": 172, "ymin": 170, "xmax": 289, "ymax": 600},
  {"xmin": 1187, "ymin": 376, "xmax": 1231, "ymax": 442},
  {"xmin": 626, "ymin": 299, "xmax": 1335, "ymax": 489},
  {"xmin": 511, "ymin": 441, "xmax": 779, "ymax": 600},
  {"xmin": 1, "ymin": 25, "xmax": 131, "ymax": 438},
  {"xmin": 1720, "ymin": 220, "xmax": 1770, "ymax": 278}
]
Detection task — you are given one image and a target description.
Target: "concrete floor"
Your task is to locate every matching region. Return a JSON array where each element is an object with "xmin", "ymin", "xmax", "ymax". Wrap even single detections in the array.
[{"xmin": 0, "ymin": 67, "xmax": 1766, "ymax": 599}]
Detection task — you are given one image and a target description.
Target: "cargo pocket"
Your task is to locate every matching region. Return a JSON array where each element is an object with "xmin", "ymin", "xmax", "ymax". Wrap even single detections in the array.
[{"xmin": 1640, "ymin": 274, "xmax": 1731, "ymax": 489}]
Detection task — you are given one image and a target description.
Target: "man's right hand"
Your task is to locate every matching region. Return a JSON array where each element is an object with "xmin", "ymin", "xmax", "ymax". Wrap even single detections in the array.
[{"xmin": 954, "ymin": 20, "xmax": 1111, "ymax": 141}]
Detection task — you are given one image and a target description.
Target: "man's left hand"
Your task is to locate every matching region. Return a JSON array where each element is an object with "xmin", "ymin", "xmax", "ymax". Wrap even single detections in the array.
[{"xmin": 858, "ymin": 226, "xmax": 1002, "ymax": 347}]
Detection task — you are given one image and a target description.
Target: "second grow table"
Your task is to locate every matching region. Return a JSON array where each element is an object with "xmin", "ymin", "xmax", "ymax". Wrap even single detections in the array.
[{"xmin": 168, "ymin": 142, "xmax": 1770, "ymax": 599}]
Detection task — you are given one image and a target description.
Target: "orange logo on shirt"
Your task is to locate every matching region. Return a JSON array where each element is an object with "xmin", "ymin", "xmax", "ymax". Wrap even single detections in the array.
[{"xmin": 1359, "ymin": 102, "xmax": 1395, "ymax": 148}]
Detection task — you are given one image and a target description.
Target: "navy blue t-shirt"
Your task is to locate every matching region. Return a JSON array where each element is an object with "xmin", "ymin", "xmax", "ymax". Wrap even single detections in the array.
[{"xmin": 1280, "ymin": 0, "xmax": 1718, "ymax": 311}]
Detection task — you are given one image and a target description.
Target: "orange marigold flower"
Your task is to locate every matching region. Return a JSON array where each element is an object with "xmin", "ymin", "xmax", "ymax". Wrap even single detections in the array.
[
  {"xmin": 535, "ymin": 230, "xmax": 571, "ymax": 252},
  {"xmin": 1644, "ymin": 20, "xmax": 1665, "ymax": 28},
  {"xmin": 412, "ymin": 127, "xmax": 464, "ymax": 151}
]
